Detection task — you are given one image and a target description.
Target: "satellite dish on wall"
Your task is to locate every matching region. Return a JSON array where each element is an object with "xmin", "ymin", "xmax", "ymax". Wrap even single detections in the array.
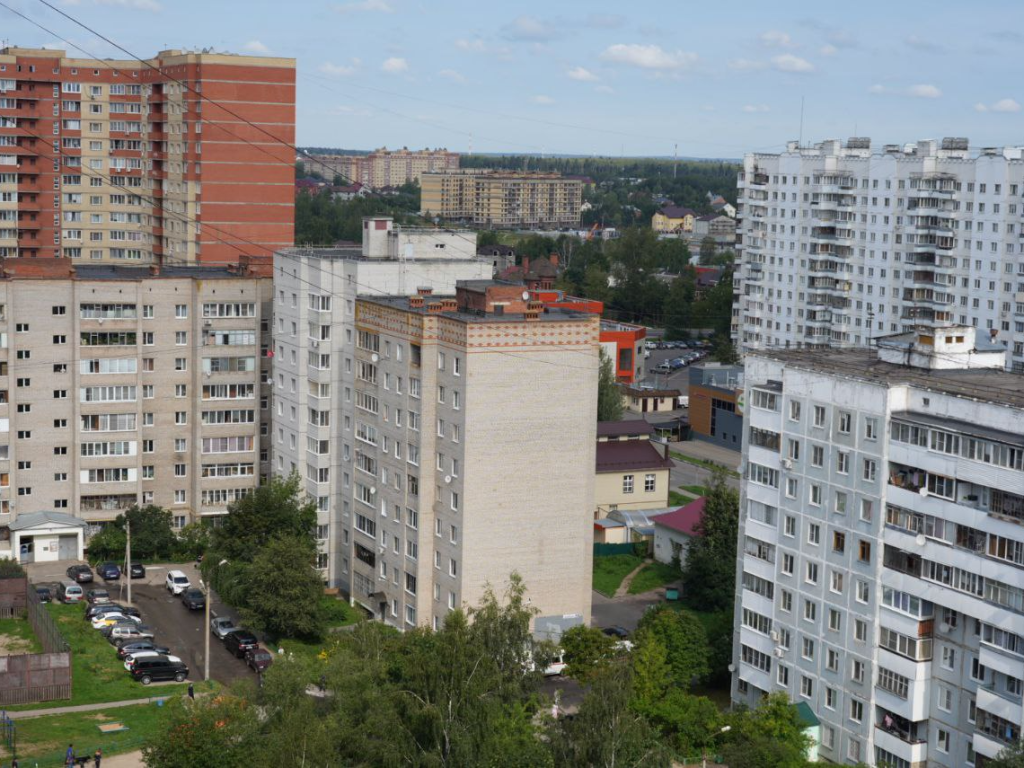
[
  {"xmin": 371, "ymin": 353, "xmax": 380, "ymax": 363},
  {"xmin": 522, "ymin": 291, "xmax": 530, "ymax": 301},
  {"xmin": 915, "ymin": 534, "xmax": 926, "ymax": 547},
  {"xmin": 444, "ymin": 475, "xmax": 452, "ymax": 484}
]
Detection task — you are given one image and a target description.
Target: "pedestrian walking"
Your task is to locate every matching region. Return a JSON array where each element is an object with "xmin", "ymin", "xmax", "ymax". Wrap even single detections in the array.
[
  {"xmin": 187, "ymin": 682, "xmax": 195, "ymax": 700},
  {"xmin": 93, "ymin": 748, "xmax": 102, "ymax": 768},
  {"xmin": 65, "ymin": 744, "xmax": 74, "ymax": 767}
]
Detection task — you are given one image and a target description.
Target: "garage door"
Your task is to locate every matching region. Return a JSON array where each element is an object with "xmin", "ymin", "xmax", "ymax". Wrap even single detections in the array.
[{"xmin": 58, "ymin": 534, "xmax": 78, "ymax": 560}]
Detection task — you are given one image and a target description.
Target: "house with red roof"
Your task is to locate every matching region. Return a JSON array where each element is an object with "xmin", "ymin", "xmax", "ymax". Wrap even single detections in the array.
[{"xmin": 652, "ymin": 496, "xmax": 705, "ymax": 568}]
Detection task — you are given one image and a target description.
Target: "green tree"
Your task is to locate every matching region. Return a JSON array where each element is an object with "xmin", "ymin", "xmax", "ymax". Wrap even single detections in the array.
[
  {"xmin": 597, "ymin": 349, "xmax": 624, "ymax": 422},
  {"xmin": 711, "ymin": 334, "xmax": 741, "ymax": 365},
  {"xmin": 721, "ymin": 693, "xmax": 812, "ymax": 768},
  {"xmin": 635, "ymin": 606, "xmax": 710, "ymax": 687},
  {"xmin": 629, "ymin": 631, "xmax": 672, "ymax": 709},
  {"xmin": 581, "ymin": 264, "xmax": 612, "ymax": 305},
  {"xmin": 663, "ymin": 268, "xmax": 696, "ymax": 340},
  {"xmin": 699, "ymin": 236, "xmax": 717, "ymax": 265},
  {"xmin": 477, "ymin": 230, "xmax": 501, "ymax": 248},
  {"xmin": 206, "ymin": 474, "xmax": 317, "ymax": 566},
  {"xmin": 989, "ymin": 741, "xmax": 1024, "ymax": 767},
  {"xmin": 172, "ymin": 522, "xmax": 210, "ymax": 560},
  {"xmin": 239, "ymin": 534, "xmax": 325, "ymax": 640},
  {"xmin": 143, "ymin": 695, "xmax": 259, "ymax": 768},
  {"xmin": 87, "ymin": 505, "xmax": 176, "ymax": 561},
  {"xmin": 549, "ymin": 662, "xmax": 670, "ymax": 768},
  {"xmin": 646, "ymin": 690, "xmax": 721, "ymax": 756},
  {"xmin": 681, "ymin": 468, "xmax": 740, "ymax": 612},
  {"xmin": 560, "ymin": 625, "xmax": 617, "ymax": 681},
  {"xmin": 691, "ymin": 269, "xmax": 734, "ymax": 337},
  {"xmin": 85, "ymin": 524, "xmax": 126, "ymax": 561}
]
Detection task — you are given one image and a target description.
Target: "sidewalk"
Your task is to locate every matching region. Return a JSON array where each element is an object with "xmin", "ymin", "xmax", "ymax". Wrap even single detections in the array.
[
  {"xmin": 670, "ymin": 439, "xmax": 741, "ymax": 471},
  {"xmin": 104, "ymin": 750, "xmax": 145, "ymax": 767},
  {"xmin": 8, "ymin": 694, "xmax": 174, "ymax": 720}
]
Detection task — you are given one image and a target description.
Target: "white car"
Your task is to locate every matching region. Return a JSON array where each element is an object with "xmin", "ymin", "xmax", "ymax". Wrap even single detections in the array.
[
  {"xmin": 91, "ymin": 613, "xmax": 140, "ymax": 629},
  {"xmin": 165, "ymin": 570, "xmax": 191, "ymax": 595},
  {"xmin": 543, "ymin": 651, "xmax": 568, "ymax": 677},
  {"xmin": 124, "ymin": 652, "xmax": 182, "ymax": 670}
]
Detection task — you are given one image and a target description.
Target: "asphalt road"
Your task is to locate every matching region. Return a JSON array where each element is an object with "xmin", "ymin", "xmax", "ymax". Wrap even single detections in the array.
[
  {"xmin": 641, "ymin": 345, "xmax": 706, "ymax": 392},
  {"xmin": 130, "ymin": 576, "xmax": 250, "ymax": 688}
]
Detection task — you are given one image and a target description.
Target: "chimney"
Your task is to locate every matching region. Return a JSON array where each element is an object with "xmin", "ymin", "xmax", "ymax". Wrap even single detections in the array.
[
  {"xmin": 426, "ymin": 301, "xmax": 444, "ymax": 314},
  {"xmin": 417, "ymin": 286, "xmax": 433, "ymax": 296},
  {"xmin": 440, "ymin": 298, "xmax": 458, "ymax": 312},
  {"xmin": 522, "ymin": 256, "xmax": 530, "ymax": 276},
  {"xmin": 549, "ymin": 252, "xmax": 559, "ymax": 267},
  {"xmin": 524, "ymin": 310, "xmax": 540, "ymax": 321},
  {"xmin": 409, "ymin": 295, "xmax": 425, "ymax": 309}
]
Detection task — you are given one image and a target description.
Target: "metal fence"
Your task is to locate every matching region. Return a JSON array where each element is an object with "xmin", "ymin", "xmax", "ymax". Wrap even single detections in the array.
[
  {"xmin": 593, "ymin": 542, "xmax": 640, "ymax": 557},
  {"xmin": 26, "ymin": 586, "xmax": 70, "ymax": 654},
  {"xmin": 0, "ymin": 605, "xmax": 21, "ymax": 619},
  {"xmin": 0, "ymin": 710, "xmax": 14, "ymax": 758}
]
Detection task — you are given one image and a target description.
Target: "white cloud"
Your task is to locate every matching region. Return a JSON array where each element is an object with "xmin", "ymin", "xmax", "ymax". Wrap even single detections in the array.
[
  {"xmin": 600, "ymin": 43, "xmax": 697, "ymax": 70},
  {"xmin": 242, "ymin": 40, "xmax": 269, "ymax": 54},
  {"xmin": 455, "ymin": 38, "xmax": 485, "ymax": 52},
  {"xmin": 438, "ymin": 69, "xmax": 465, "ymax": 82},
  {"xmin": 771, "ymin": 54, "xmax": 814, "ymax": 73},
  {"xmin": 728, "ymin": 58, "xmax": 766, "ymax": 71},
  {"xmin": 909, "ymin": 83, "xmax": 941, "ymax": 98},
  {"xmin": 870, "ymin": 83, "xmax": 942, "ymax": 99},
  {"xmin": 501, "ymin": 15, "xmax": 558, "ymax": 41},
  {"xmin": 761, "ymin": 30, "xmax": 794, "ymax": 48},
  {"xmin": 532, "ymin": 95, "xmax": 555, "ymax": 105},
  {"xmin": 742, "ymin": 104, "xmax": 770, "ymax": 113},
  {"xmin": 95, "ymin": 0, "xmax": 160, "ymax": 10},
  {"xmin": 567, "ymin": 66, "xmax": 599, "ymax": 82},
  {"xmin": 819, "ymin": 44, "xmax": 838, "ymax": 56},
  {"xmin": 335, "ymin": 0, "xmax": 392, "ymax": 13},
  {"xmin": 381, "ymin": 57, "xmax": 408, "ymax": 74},
  {"xmin": 977, "ymin": 98, "xmax": 1021, "ymax": 113},
  {"xmin": 319, "ymin": 60, "xmax": 359, "ymax": 77}
]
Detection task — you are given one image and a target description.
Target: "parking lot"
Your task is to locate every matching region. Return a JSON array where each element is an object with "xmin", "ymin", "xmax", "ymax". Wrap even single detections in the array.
[
  {"xmin": 641, "ymin": 341, "xmax": 710, "ymax": 394},
  {"xmin": 29, "ymin": 560, "xmax": 254, "ymax": 688}
]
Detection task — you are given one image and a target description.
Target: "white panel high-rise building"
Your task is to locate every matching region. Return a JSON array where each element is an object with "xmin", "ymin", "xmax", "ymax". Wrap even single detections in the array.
[
  {"xmin": 732, "ymin": 326, "xmax": 1024, "ymax": 767},
  {"xmin": 733, "ymin": 137, "xmax": 1024, "ymax": 369},
  {"xmin": 271, "ymin": 217, "xmax": 492, "ymax": 590}
]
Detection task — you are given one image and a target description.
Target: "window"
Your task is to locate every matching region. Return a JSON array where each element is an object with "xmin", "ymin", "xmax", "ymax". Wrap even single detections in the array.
[
  {"xmin": 941, "ymin": 647, "xmax": 955, "ymax": 670},
  {"xmin": 865, "ymin": 417, "xmax": 878, "ymax": 439},
  {"xmin": 782, "ymin": 553, "xmax": 794, "ymax": 574},
  {"xmin": 830, "ymin": 570, "xmax": 844, "ymax": 593},
  {"xmin": 836, "ymin": 451, "xmax": 849, "ymax": 474},
  {"xmin": 828, "ymin": 608, "xmax": 841, "ymax": 632},
  {"xmin": 807, "ymin": 523, "xmax": 820, "ymax": 545},
  {"xmin": 644, "ymin": 473, "xmax": 656, "ymax": 492},
  {"xmin": 802, "ymin": 637, "xmax": 815, "ymax": 660},
  {"xmin": 855, "ymin": 619, "xmax": 867, "ymax": 643},
  {"xmin": 938, "ymin": 685, "xmax": 953, "ymax": 712},
  {"xmin": 862, "ymin": 459, "xmax": 876, "ymax": 481},
  {"xmin": 858, "ymin": 540, "xmax": 872, "ymax": 563},
  {"xmin": 803, "ymin": 599, "xmax": 816, "ymax": 622},
  {"xmin": 175, "ymin": 304, "xmax": 188, "ymax": 319},
  {"xmin": 789, "ymin": 400, "xmax": 801, "ymax": 421},
  {"xmin": 622, "ymin": 474, "xmax": 634, "ymax": 494},
  {"xmin": 813, "ymin": 405, "xmax": 826, "ymax": 427},
  {"xmin": 936, "ymin": 729, "xmax": 949, "ymax": 754},
  {"xmin": 811, "ymin": 444, "xmax": 824, "ymax": 467}
]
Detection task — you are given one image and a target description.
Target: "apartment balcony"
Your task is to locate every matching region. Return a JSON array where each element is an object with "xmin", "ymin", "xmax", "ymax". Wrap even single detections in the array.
[
  {"xmin": 874, "ymin": 716, "xmax": 928, "ymax": 767},
  {"xmin": 973, "ymin": 731, "xmax": 1008, "ymax": 761},
  {"xmin": 977, "ymin": 682, "xmax": 1024, "ymax": 726},
  {"xmin": 909, "ymin": 186, "xmax": 956, "ymax": 199}
]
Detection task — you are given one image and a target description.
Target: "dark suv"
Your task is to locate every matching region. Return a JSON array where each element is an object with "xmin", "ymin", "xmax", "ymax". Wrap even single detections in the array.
[
  {"xmin": 96, "ymin": 562, "xmax": 121, "ymax": 581},
  {"xmin": 129, "ymin": 657, "xmax": 188, "ymax": 685},
  {"xmin": 180, "ymin": 588, "xmax": 206, "ymax": 611},
  {"xmin": 224, "ymin": 630, "xmax": 259, "ymax": 658}
]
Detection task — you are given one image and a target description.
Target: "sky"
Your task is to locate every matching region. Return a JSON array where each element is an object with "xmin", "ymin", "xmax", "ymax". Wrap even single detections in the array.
[{"xmin": 3, "ymin": 0, "xmax": 1024, "ymax": 158}]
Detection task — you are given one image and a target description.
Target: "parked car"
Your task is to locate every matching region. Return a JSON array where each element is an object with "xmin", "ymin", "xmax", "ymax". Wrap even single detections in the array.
[
  {"xmin": 542, "ymin": 650, "xmax": 567, "ymax": 677},
  {"xmin": 224, "ymin": 630, "xmax": 259, "ymax": 658},
  {"xmin": 57, "ymin": 582, "xmax": 84, "ymax": 604},
  {"xmin": 66, "ymin": 565, "xmax": 93, "ymax": 584},
  {"xmin": 129, "ymin": 563, "xmax": 146, "ymax": 579},
  {"xmin": 210, "ymin": 616, "xmax": 237, "ymax": 640},
  {"xmin": 100, "ymin": 622, "xmax": 141, "ymax": 639},
  {"xmin": 117, "ymin": 640, "xmax": 170, "ymax": 660},
  {"xmin": 245, "ymin": 648, "xmax": 274, "ymax": 673},
  {"xmin": 165, "ymin": 570, "xmax": 191, "ymax": 595},
  {"xmin": 124, "ymin": 652, "xmax": 183, "ymax": 671},
  {"xmin": 96, "ymin": 563, "xmax": 121, "ymax": 581},
  {"xmin": 109, "ymin": 624, "xmax": 156, "ymax": 647},
  {"xmin": 92, "ymin": 613, "xmax": 139, "ymax": 630},
  {"xmin": 129, "ymin": 657, "xmax": 188, "ymax": 685},
  {"xmin": 85, "ymin": 589, "xmax": 111, "ymax": 605},
  {"xmin": 602, "ymin": 626, "xmax": 630, "ymax": 640},
  {"xmin": 180, "ymin": 588, "xmax": 206, "ymax": 611},
  {"xmin": 34, "ymin": 586, "xmax": 52, "ymax": 603},
  {"xmin": 87, "ymin": 603, "xmax": 141, "ymax": 621}
]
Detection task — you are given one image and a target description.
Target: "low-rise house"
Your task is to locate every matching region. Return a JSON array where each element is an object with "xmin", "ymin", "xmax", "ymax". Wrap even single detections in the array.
[
  {"xmin": 330, "ymin": 182, "xmax": 369, "ymax": 201},
  {"xmin": 652, "ymin": 497, "xmax": 705, "ymax": 568},
  {"xmin": 622, "ymin": 385, "xmax": 682, "ymax": 414},
  {"xmin": 652, "ymin": 206, "xmax": 697, "ymax": 234},
  {"xmin": 595, "ymin": 422, "xmax": 672, "ymax": 515}
]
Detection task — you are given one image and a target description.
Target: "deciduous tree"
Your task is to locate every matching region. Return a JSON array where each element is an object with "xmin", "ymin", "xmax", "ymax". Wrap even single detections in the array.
[
  {"xmin": 681, "ymin": 468, "xmax": 740, "ymax": 612},
  {"xmin": 239, "ymin": 534, "xmax": 325, "ymax": 640},
  {"xmin": 560, "ymin": 625, "xmax": 617, "ymax": 681},
  {"xmin": 597, "ymin": 349, "xmax": 624, "ymax": 422},
  {"xmin": 635, "ymin": 606, "xmax": 710, "ymax": 687}
]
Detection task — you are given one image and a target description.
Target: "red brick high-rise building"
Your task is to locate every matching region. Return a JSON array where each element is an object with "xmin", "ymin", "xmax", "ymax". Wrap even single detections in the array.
[{"xmin": 0, "ymin": 47, "xmax": 295, "ymax": 264}]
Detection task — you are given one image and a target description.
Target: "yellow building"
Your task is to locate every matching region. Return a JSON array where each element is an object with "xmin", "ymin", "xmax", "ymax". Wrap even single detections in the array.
[
  {"xmin": 303, "ymin": 148, "xmax": 459, "ymax": 188},
  {"xmin": 594, "ymin": 421, "xmax": 672, "ymax": 515},
  {"xmin": 652, "ymin": 205, "xmax": 697, "ymax": 233},
  {"xmin": 420, "ymin": 170, "xmax": 582, "ymax": 229}
]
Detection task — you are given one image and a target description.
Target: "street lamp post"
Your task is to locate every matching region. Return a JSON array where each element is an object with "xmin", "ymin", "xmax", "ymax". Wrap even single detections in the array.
[
  {"xmin": 200, "ymin": 577, "xmax": 211, "ymax": 683},
  {"xmin": 702, "ymin": 725, "xmax": 731, "ymax": 768}
]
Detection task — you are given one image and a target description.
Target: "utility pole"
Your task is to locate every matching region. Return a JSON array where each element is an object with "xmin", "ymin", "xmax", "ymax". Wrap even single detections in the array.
[
  {"xmin": 125, "ymin": 519, "xmax": 131, "ymax": 606},
  {"xmin": 673, "ymin": 143, "xmax": 678, "ymax": 178},
  {"xmin": 202, "ymin": 578, "xmax": 211, "ymax": 682}
]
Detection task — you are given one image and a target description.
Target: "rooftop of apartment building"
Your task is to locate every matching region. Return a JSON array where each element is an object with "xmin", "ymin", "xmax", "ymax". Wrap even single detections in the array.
[
  {"xmin": 595, "ymin": 439, "xmax": 674, "ymax": 474},
  {"xmin": 422, "ymin": 169, "xmax": 578, "ymax": 180},
  {"xmin": 359, "ymin": 281, "xmax": 596, "ymax": 325},
  {"xmin": 748, "ymin": 327, "xmax": 1024, "ymax": 408},
  {"xmin": 0, "ymin": 45, "xmax": 294, "ymax": 66},
  {"xmin": 748, "ymin": 135, "xmax": 1024, "ymax": 162},
  {"xmin": 0, "ymin": 257, "xmax": 272, "ymax": 281}
]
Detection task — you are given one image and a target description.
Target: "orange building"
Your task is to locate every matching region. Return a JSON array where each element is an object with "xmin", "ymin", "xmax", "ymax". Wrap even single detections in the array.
[{"xmin": 0, "ymin": 47, "xmax": 295, "ymax": 264}]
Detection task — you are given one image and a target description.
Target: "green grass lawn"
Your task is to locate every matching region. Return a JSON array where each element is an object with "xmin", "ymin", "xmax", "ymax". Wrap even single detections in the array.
[
  {"xmin": 321, "ymin": 595, "xmax": 363, "ymax": 628},
  {"xmin": 3, "ymin": 703, "xmax": 170, "ymax": 765},
  {"xmin": 592, "ymin": 554, "xmax": 643, "ymax": 597},
  {"xmin": 627, "ymin": 561, "xmax": 682, "ymax": 595},
  {"xmin": 670, "ymin": 451, "xmax": 740, "ymax": 477},
  {"xmin": 6, "ymin": 603, "xmax": 216, "ymax": 711},
  {"xmin": 681, "ymin": 485, "xmax": 709, "ymax": 497},
  {"xmin": 668, "ymin": 490, "xmax": 691, "ymax": 506},
  {"xmin": 0, "ymin": 614, "xmax": 43, "ymax": 654}
]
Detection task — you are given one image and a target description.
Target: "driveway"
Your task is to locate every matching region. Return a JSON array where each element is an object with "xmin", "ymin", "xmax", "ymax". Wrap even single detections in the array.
[
  {"xmin": 26, "ymin": 560, "xmax": 252, "ymax": 687},
  {"xmin": 591, "ymin": 589, "xmax": 664, "ymax": 633}
]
